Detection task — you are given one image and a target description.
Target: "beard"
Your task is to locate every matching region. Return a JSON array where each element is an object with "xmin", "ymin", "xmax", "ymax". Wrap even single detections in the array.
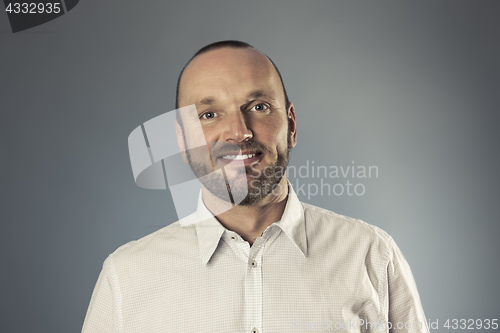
[
  {"xmin": 241, "ymin": 147, "xmax": 289, "ymax": 205},
  {"xmin": 186, "ymin": 132, "xmax": 292, "ymax": 206}
]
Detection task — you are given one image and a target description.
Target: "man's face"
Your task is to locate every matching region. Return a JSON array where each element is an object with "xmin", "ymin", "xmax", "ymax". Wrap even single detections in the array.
[{"xmin": 177, "ymin": 47, "xmax": 297, "ymax": 205}]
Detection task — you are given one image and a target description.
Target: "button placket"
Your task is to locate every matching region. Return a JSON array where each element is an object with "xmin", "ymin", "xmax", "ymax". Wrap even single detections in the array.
[{"xmin": 245, "ymin": 242, "xmax": 264, "ymax": 333}]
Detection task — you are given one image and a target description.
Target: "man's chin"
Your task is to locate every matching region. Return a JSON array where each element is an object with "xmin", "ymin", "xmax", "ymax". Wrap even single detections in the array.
[
  {"xmin": 188, "ymin": 147, "xmax": 290, "ymax": 207},
  {"xmin": 201, "ymin": 179, "xmax": 269, "ymax": 207}
]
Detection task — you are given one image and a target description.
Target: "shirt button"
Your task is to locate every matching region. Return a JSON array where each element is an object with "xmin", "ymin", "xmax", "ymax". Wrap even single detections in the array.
[
  {"xmin": 230, "ymin": 236, "xmax": 236, "ymax": 240},
  {"xmin": 249, "ymin": 260, "xmax": 257, "ymax": 267},
  {"xmin": 251, "ymin": 328, "xmax": 259, "ymax": 333}
]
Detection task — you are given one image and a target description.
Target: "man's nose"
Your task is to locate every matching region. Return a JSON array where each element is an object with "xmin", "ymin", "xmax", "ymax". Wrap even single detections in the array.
[{"xmin": 221, "ymin": 111, "xmax": 253, "ymax": 143}]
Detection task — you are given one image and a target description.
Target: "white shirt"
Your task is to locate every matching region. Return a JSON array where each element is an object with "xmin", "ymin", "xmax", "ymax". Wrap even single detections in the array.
[{"xmin": 82, "ymin": 185, "xmax": 429, "ymax": 333}]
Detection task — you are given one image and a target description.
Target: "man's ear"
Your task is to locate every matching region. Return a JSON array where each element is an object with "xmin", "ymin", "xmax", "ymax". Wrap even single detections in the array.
[
  {"xmin": 287, "ymin": 102, "xmax": 297, "ymax": 148},
  {"xmin": 175, "ymin": 119, "xmax": 188, "ymax": 164}
]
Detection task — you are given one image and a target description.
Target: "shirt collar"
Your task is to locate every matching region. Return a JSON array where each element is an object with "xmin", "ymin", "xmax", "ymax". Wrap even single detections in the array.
[
  {"xmin": 273, "ymin": 182, "xmax": 308, "ymax": 257},
  {"xmin": 191, "ymin": 181, "xmax": 307, "ymax": 266},
  {"xmin": 192, "ymin": 193, "xmax": 226, "ymax": 266}
]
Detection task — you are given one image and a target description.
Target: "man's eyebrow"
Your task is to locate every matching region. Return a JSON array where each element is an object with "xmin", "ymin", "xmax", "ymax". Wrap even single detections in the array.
[
  {"xmin": 248, "ymin": 90, "xmax": 276, "ymax": 101},
  {"xmin": 196, "ymin": 90, "xmax": 276, "ymax": 107},
  {"xmin": 198, "ymin": 97, "xmax": 216, "ymax": 105}
]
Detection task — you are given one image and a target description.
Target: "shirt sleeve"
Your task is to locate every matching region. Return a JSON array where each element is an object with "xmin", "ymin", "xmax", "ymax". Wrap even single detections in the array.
[
  {"xmin": 81, "ymin": 256, "xmax": 119, "ymax": 333},
  {"xmin": 387, "ymin": 239, "xmax": 429, "ymax": 333}
]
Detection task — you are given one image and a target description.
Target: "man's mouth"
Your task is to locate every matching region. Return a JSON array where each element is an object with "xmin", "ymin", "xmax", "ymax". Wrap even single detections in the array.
[
  {"xmin": 221, "ymin": 153, "xmax": 257, "ymax": 160},
  {"xmin": 218, "ymin": 152, "xmax": 262, "ymax": 166}
]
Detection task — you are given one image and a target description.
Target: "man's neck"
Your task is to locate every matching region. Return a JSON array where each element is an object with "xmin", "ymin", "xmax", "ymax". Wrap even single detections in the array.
[{"xmin": 202, "ymin": 177, "xmax": 289, "ymax": 245}]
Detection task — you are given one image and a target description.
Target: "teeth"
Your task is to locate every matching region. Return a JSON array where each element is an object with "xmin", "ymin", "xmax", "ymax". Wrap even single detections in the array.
[{"xmin": 222, "ymin": 153, "xmax": 256, "ymax": 160}]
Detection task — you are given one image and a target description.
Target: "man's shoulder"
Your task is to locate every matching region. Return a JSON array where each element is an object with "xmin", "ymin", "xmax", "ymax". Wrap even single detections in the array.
[
  {"xmin": 300, "ymin": 201, "xmax": 394, "ymax": 248},
  {"xmin": 107, "ymin": 218, "xmax": 198, "ymax": 264}
]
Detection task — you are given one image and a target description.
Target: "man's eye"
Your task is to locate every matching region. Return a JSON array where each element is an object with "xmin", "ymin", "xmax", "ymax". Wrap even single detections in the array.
[
  {"xmin": 250, "ymin": 103, "xmax": 269, "ymax": 112},
  {"xmin": 200, "ymin": 111, "xmax": 216, "ymax": 120}
]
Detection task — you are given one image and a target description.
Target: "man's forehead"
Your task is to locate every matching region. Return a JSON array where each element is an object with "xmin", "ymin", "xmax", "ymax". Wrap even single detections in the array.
[
  {"xmin": 178, "ymin": 47, "xmax": 282, "ymax": 105},
  {"xmin": 185, "ymin": 47, "xmax": 272, "ymax": 75}
]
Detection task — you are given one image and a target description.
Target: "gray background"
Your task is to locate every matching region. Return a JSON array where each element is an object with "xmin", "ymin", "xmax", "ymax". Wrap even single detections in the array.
[{"xmin": 1, "ymin": 1, "xmax": 499, "ymax": 332}]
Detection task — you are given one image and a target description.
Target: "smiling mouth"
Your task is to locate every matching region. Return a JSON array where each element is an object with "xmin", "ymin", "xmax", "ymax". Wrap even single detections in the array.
[
  {"xmin": 221, "ymin": 153, "xmax": 257, "ymax": 160},
  {"xmin": 217, "ymin": 152, "xmax": 262, "ymax": 165}
]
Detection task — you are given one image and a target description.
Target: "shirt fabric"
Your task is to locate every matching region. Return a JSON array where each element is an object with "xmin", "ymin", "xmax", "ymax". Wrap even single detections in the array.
[{"xmin": 82, "ymin": 185, "xmax": 429, "ymax": 333}]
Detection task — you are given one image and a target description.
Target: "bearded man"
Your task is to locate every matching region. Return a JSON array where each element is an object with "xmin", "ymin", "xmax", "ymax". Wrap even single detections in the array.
[{"xmin": 82, "ymin": 40, "xmax": 429, "ymax": 333}]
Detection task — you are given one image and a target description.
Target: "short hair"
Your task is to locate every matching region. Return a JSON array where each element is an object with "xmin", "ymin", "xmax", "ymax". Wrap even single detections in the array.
[{"xmin": 175, "ymin": 40, "xmax": 291, "ymax": 110}]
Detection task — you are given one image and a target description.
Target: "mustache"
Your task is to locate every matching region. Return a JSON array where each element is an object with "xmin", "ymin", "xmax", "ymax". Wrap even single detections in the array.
[{"xmin": 211, "ymin": 141, "xmax": 268, "ymax": 158}]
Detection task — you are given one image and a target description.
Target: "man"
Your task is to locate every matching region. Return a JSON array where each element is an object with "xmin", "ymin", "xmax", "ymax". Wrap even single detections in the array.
[{"xmin": 82, "ymin": 40, "xmax": 429, "ymax": 332}]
